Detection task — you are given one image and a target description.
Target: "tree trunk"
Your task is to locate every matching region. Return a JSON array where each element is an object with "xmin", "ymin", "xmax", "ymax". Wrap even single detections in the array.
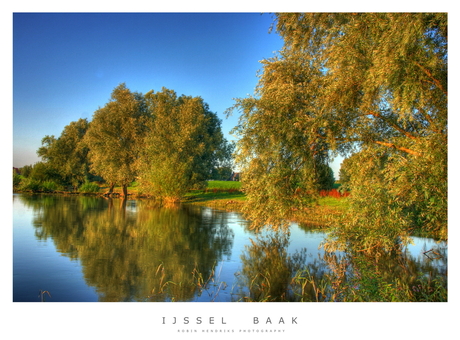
[{"xmin": 122, "ymin": 184, "xmax": 128, "ymax": 197}]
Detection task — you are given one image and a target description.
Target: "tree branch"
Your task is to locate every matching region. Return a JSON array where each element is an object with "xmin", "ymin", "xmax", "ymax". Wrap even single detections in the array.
[
  {"xmin": 414, "ymin": 61, "xmax": 447, "ymax": 96},
  {"xmin": 374, "ymin": 141, "xmax": 421, "ymax": 157},
  {"xmin": 368, "ymin": 111, "xmax": 418, "ymax": 140},
  {"xmin": 314, "ymin": 131, "xmax": 421, "ymax": 157}
]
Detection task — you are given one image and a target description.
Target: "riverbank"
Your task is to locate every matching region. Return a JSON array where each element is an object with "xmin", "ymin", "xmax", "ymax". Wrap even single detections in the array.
[
  {"xmin": 14, "ymin": 180, "xmax": 350, "ymax": 227},
  {"xmin": 184, "ymin": 182, "xmax": 349, "ymax": 227},
  {"xmin": 128, "ymin": 182, "xmax": 348, "ymax": 227}
]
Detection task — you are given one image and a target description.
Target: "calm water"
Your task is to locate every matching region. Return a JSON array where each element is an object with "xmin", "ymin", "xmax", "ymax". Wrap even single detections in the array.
[{"xmin": 12, "ymin": 194, "xmax": 447, "ymax": 302}]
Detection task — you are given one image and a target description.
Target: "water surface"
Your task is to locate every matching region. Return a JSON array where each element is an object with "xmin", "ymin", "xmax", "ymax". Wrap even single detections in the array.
[{"xmin": 12, "ymin": 194, "xmax": 446, "ymax": 302}]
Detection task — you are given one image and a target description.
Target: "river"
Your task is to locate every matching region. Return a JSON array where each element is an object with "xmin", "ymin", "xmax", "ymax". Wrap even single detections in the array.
[{"xmin": 12, "ymin": 194, "xmax": 447, "ymax": 302}]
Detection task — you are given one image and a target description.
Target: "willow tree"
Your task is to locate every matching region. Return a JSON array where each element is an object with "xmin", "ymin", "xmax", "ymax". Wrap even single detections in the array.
[
  {"xmin": 84, "ymin": 84, "xmax": 148, "ymax": 196},
  {"xmin": 37, "ymin": 118, "xmax": 91, "ymax": 189},
  {"xmin": 138, "ymin": 88, "xmax": 230, "ymax": 202},
  {"xmin": 230, "ymin": 13, "xmax": 447, "ymax": 250},
  {"xmin": 228, "ymin": 19, "xmax": 338, "ymax": 229}
]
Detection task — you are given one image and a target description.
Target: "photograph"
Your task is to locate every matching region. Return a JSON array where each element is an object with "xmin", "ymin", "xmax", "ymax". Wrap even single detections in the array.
[{"xmin": 7, "ymin": 4, "xmax": 456, "ymax": 339}]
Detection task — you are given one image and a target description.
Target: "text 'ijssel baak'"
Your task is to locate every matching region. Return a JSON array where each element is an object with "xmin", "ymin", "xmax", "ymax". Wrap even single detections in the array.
[{"xmin": 162, "ymin": 317, "xmax": 298, "ymax": 325}]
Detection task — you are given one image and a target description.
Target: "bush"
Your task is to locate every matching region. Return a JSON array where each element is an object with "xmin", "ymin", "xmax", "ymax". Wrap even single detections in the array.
[
  {"xmin": 18, "ymin": 178, "xmax": 42, "ymax": 192},
  {"xmin": 41, "ymin": 180, "xmax": 58, "ymax": 192},
  {"xmin": 79, "ymin": 181, "xmax": 100, "ymax": 193},
  {"xmin": 13, "ymin": 174, "xmax": 23, "ymax": 189}
]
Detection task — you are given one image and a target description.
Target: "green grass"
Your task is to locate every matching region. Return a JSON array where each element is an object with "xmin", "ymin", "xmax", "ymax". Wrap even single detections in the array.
[
  {"xmin": 185, "ymin": 190, "xmax": 246, "ymax": 201},
  {"xmin": 317, "ymin": 196, "xmax": 350, "ymax": 210},
  {"xmin": 206, "ymin": 180, "xmax": 242, "ymax": 190},
  {"xmin": 183, "ymin": 181, "xmax": 245, "ymax": 209}
]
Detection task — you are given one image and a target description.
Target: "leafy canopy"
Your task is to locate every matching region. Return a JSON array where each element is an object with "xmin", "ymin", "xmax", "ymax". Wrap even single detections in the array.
[
  {"xmin": 139, "ymin": 88, "xmax": 231, "ymax": 202},
  {"xmin": 229, "ymin": 13, "xmax": 447, "ymax": 247},
  {"xmin": 37, "ymin": 118, "xmax": 90, "ymax": 188},
  {"xmin": 84, "ymin": 83, "xmax": 148, "ymax": 194}
]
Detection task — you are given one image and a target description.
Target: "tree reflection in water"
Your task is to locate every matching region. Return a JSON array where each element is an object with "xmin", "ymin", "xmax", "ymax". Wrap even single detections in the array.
[
  {"xmin": 18, "ymin": 194, "xmax": 447, "ymax": 302},
  {"xmin": 20, "ymin": 195, "xmax": 234, "ymax": 302},
  {"xmin": 238, "ymin": 227, "xmax": 447, "ymax": 302},
  {"xmin": 237, "ymin": 230, "xmax": 307, "ymax": 301}
]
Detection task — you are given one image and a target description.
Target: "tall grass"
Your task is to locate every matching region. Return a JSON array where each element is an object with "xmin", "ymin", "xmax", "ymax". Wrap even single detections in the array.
[
  {"xmin": 146, "ymin": 262, "xmax": 228, "ymax": 302},
  {"xmin": 145, "ymin": 255, "xmax": 446, "ymax": 302},
  {"xmin": 18, "ymin": 178, "xmax": 59, "ymax": 192}
]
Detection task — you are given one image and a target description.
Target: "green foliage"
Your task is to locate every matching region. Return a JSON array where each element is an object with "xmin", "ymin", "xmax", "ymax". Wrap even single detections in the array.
[
  {"xmin": 209, "ymin": 166, "xmax": 234, "ymax": 181},
  {"xmin": 138, "ymin": 88, "xmax": 231, "ymax": 202},
  {"xmin": 229, "ymin": 13, "xmax": 447, "ymax": 247},
  {"xmin": 18, "ymin": 178, "xmax": 42, "ymax": 192},
  {"xmin": 19, "ymin": 165, "xmax": 33, "ymax": 178},
  {"xmin": 17, "ymin": 177, "xmax": 59, "ymax": 192},
  {"xmin": 84, "ymin": 83, "xmax": 149, "ymax": 195},
  {"xmin": 227, "ymin": 89, "xmax": 324, "ymax": 229},
  {"xmin": 40, "ymin": 181, "xmax": 58, "ymax": 192},
  {"xmin": 409, "ymin": 273, "xmax": 448, "ymax": 302},
  {"xmin": 16, "ymin": 162, "xmax": 64, "ymax": 192},
  {"xmin": 37, "ymin": 118, "xmax": 91, "ymax": 188},
  {"xmin": 342, "ymin": 252, "xmax": 447, "ymax": 302},
  {"xmin": 79, "ymin": 181, "xmax": 100, "ymax": 193},
  {"xmin": 338, "ymin": 156, "xmax": 355, "ymax": 191},
  {"xmin": 316, "ymin": 164, "xmax": 335, "ymax": 191},
  {"xmin": 327, "ymin": 134, "xmax": 447, "ymax": 254},
  {"xmin": 31, "ymin": 82, "xmax": 233, "ymax": 201},
  {"xmin": 13, "ymin": 173, "xmax": 22, "ymax": 189}
]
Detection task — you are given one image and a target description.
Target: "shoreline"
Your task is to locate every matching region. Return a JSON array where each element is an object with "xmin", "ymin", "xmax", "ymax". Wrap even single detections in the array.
[{"xmin": 13, "ymin": 188, "xmax": 346, "ymax": 228}]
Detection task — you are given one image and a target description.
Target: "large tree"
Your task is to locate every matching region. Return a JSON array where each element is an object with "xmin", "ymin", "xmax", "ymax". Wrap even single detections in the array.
[
  {"xmin": 138, "ymin": 88, "xmax": 231, "ymax": 202},
  {"xmin": 230, "ymin": 13, "xmax": 447, "ymax": 250},
  {"xmin": 37, "ymin": 118, "xmax": 91, "ymax": 189},
  {"xmin": 84, "ymin": 83, "xmax": 148, "ymax": 196}
]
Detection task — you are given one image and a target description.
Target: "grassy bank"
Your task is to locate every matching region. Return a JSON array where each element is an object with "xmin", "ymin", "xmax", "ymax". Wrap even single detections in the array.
[
  {"xmin": 183, "ymin": 180, "xmax": 246, "ymax": 210},
  {"xmin": 182, "ymin": 181, "xmax": 350, "ymax": 226},
  {"xmin": 15, "ymin": 179, "xmax": 349, "ymax": 225}
]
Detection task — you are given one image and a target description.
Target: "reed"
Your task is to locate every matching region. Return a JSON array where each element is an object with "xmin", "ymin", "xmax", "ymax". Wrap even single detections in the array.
[{"xmin": 39, "ymin": 290, "xmax": 51, "ymax": 302}]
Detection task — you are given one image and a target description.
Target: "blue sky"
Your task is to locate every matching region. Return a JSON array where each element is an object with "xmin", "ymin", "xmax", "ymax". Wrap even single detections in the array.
[{"xmin": 13, "ymin": 12, "xmax": 349, "ymax": 175}]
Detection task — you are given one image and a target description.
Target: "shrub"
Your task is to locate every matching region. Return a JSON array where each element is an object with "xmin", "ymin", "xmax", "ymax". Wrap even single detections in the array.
[
  {"xmin": 18, "ymin": 178, "xmax": 42, "ymax": 192},
  {"xmin": 79, "ymin": 181, "xmax": 100, "ymax": 193},
  {"xmin": 13, "ymin": 174, "xmax": 23, "ymax": 189},
  {"xmin": 41, "ymin": 180, "xmax": 58, "ymax": 192}
]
